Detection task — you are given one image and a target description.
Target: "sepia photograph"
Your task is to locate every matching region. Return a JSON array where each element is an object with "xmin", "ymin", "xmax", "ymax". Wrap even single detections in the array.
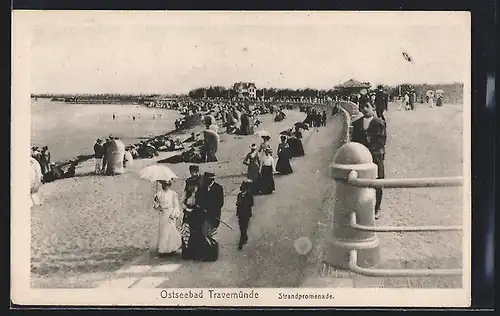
[{"xmin": 12, "ymin": 11, "xmax": 471, "ymax": 307}]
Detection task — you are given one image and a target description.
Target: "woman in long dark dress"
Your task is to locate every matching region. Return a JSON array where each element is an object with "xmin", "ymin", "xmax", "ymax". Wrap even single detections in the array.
[
  {"xmin": 276, "ymin": 135, "xmax": 293, "ymax": 175},
  {"xmin": 242, "ymin": 144, "xmax": 261, "ymax": 194},
  {"xmin": 181, "ymin": 165, "xmax": 202, "ymax": 259},
  {"xmin": 259, "ymin": 148, "xmax": 276, "ymax": 194},
  {"xmin": 289, "ymin": 126, "xmax": 305, "ymax": 157}
]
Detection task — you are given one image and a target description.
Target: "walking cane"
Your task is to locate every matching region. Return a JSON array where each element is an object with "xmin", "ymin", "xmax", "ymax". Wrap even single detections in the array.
[{"xmin": 216, "ymin": 217, "xmax": 233, "ymax": 230}]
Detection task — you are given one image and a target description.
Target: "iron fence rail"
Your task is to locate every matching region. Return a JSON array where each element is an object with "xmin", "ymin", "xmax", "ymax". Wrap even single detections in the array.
[
  {"xmin": 349, "ymin": 213, "xmax": 464, "ymax": 232},
  {"xmin": 348, "ymin": 250, "xmax": 463, "ymax": 277},
  {"xmin": 347, "ymin": 170, "xmax": 464, "ymax": 189}
]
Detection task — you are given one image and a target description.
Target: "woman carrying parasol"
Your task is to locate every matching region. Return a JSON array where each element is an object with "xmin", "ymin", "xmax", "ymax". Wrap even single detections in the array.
[{"xmin": 139, "ymin": 165, "xmax": 182, "ymax": 257}]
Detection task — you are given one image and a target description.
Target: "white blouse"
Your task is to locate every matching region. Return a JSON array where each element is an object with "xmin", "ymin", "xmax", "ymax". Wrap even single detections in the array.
[
  {"xmin": 261, "ymin": 156, "xmax": 275, "ymax": 172},
  {"xmin": 153, "ymin": 189, "xmax": 181, "ymax": 218}
]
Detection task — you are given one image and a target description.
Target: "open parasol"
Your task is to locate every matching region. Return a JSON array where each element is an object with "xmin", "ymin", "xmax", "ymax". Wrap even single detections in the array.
[
  {"xmin": 426, "ymin": 90, "xmax": 435, "ymax": 97},
  {"xmin": 139, "ymin": 164, "xmax": 178, "ymax": 183},
  {"xmin": 435, "ymin": 89, "xmax": 444, "ymax": 95},
  {"xmin": 253, "ymin": 130, "xmax": 271, "ymax": 138}
]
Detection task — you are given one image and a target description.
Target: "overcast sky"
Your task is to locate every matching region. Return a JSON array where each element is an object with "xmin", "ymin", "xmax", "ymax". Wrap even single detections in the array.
[{"xmin": 28, "ymin": 11, "xmax": 470, "ymax": 94}]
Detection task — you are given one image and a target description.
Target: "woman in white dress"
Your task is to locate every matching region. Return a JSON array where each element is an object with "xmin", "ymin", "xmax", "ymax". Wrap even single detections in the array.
[{"xmin": 151, "ymin": 179, "xmax": 182, "ymax": 256}]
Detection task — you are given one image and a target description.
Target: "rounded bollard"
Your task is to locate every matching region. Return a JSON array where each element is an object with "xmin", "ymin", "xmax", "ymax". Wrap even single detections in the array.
[
  {"xmin": 105, "ymin": 139, "xmax": 126, "ymax": 175},
  {"xmin": 325, "ymin": 142, "xmax": 380, "ymax": 269}
]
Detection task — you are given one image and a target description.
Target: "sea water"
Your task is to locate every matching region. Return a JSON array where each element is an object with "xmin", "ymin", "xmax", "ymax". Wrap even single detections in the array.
[{"xmin": 31, "ymin": 99, "xmax": 183, "ymax": 162}]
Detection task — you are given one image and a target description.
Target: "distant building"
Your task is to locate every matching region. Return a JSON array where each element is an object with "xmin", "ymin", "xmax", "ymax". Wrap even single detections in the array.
[{"xmin": 233, "ymin": 82, "xmax": 257, "ymax": 99}]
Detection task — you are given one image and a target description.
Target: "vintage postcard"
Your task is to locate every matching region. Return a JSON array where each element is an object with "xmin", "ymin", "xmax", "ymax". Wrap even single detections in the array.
[{"xmin": 12, "ymin": 11, "xmax": 471, "ymax": 307}]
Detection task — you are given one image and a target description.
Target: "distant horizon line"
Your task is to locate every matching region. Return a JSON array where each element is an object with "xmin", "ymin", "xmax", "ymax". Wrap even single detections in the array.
[{"xmin": 32, "ymin": 81, "xmax": 464, "ymax": 96}]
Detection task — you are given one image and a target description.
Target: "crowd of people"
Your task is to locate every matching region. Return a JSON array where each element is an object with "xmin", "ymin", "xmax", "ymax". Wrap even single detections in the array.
[
  {"xmin": 149, "ymin": 101, "xmax": 333, "ymax": 261},
  {"xmin": 32, "ymin": 95, "xmax": 337, "ymax": 261},
  {"xmin": 31, "ymin": 145, "xmax": 78, "ymax": 183}
]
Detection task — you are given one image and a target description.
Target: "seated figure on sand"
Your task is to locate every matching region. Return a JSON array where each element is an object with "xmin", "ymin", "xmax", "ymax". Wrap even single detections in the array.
[
  {"xmin": 183, "ymin": 132, "xmax": 197, "ymax": 143},
  {"xmin": 43, "ymin": 162, "xmax": 64, "ymax": 183},
  {"xmin": 63, "ymin": 161, "xmax": 77, "ymax": 178},
  {"xmin": 274, "ymin": 110, "xmax": 286, "ymax": 122},
  {"xmin": 137, "ymin": 141, "xmax": 159, "ymax": 159},
  {"xmin": 128, "ymin": 145, "xmax": 139, "ymax": 159},
  {"xmin": 123, "ymin": 148, "xmax": 134, "ymax": 168},
  {"xmin": 239, "ymin": 112, "xmax": 254, "ymax": 135}
]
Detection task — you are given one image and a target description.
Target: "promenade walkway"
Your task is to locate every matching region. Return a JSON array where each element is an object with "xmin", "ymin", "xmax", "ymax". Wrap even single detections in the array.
[{"xmin": 97, "ymin": 114, "xmax": 345, "ymax": 288}]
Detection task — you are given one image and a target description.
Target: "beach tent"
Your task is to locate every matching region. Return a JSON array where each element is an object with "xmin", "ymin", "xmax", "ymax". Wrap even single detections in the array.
[
  {"xmin": 203, "ymin": 129, "xmax": 219, "ymax": 161},
  {"xmin": 30, "ymin": 157, "xmax": 43, "ymax": 206},
  {"xmin": 104, "ymin": 139, "xmax": 126, "ymax": 175},
  {"xmin": 30, "ymin": 157, "xmax": 43, "ymax": 194}
]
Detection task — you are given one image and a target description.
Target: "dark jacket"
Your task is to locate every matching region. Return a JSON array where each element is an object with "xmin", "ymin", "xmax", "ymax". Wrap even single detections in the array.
[
  {"xmin": 374, "ymin": 90, "xmax": 389, "ymax": 110},
  {"xmin": 184, "ymin": 175, "xmax": 202, "ymax": 202},
  {"xmin": 351, "ymin": 116, "xmax": 387, "ymax": 156},
  {"xmin": 195, "ymin": 182, "xmax": 224, "ymax": 229},
  {"xmin": 236, "ymin": 191, "xmax": 254, "ymax": 218},
  {"xmin": 93, "ymin": 143, "xmax": 104, "ymax": 158}
]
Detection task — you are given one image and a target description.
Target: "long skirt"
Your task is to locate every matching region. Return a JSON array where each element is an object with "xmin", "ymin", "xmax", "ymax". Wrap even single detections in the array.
[
  {"xmin": 185, "ymin": 219, "xmax": 217, "ymax": 261},
  {"xmin": 288, "ymin": 138, "xmax": 305, "ymax": 157},
  {"xmin": 180, "ymin": 211, "xmax": 192, "ymax": 259},
  {"xmin": 151, "ymin": 211, "xmax": 182, "ymax": 254},
  {"xmin": 259, "ymin": 165, "xmax": 275, "ymax": 194},
  {"xmin": 276, "ymin": 152, "xmax": 293, "ymax": 175},
  {"xmin": 247, "ymin": 164, "xmax": 261, "ymax": 193}
]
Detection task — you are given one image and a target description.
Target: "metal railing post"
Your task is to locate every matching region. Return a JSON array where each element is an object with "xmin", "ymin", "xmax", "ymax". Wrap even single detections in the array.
[{"xmin": 325, "ymin": 142, "xmax": 381, "ymax": 269}]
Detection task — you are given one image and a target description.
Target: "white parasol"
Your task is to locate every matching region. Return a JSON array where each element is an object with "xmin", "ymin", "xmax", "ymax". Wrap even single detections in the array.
[
  {"xmin": 426, "ymin": 90, "xmax": 435, "ymax": 97},
  {"xmin": 435, "ymin": 89, "xmax": 444, "ymax": 95},
  {"xmin": 253, "ymin": 130, "xmax": 271, "ymax": 138},
  {"xmin": 139, "ymin": 164, "xmax": 178, "ymax": 182},
  {"xmin": 139, "ymin": 164, "xmax": 178, "ymax": 252}
]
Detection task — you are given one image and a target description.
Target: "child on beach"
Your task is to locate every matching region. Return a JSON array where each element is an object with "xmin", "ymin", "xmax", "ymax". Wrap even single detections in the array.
[{"xmin": 236, "ymin": 180, "xmax": 254, "ymax": 250}]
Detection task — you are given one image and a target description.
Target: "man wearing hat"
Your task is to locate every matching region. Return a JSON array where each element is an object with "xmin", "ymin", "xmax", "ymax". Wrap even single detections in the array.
[
  {"xmin": 351, "ymin": 97, "xmax": 387, "ymax": 220},
  {"xmin": 93, "ymin": 138, "xmax": 104, "ymax": 174},
  {"xmin": 236, "ymin": 179, "xmax": 254, "ymax": 250},
  {"xmin": 192, "ymin": 172, "xmax": 224, "ymax": 260},
  {"xmin": 374, "ymin": 85, "xmax": 388, "ymax": 121},
  {"xmin": 409, "ymin": 88, "xmax": 416, "ymax": 111}
]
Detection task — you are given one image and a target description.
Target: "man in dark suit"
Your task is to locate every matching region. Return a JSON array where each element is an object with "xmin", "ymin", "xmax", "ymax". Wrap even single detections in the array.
[
  {"xmin": 195, "ymin": 172, "xmax": 225, "ymax": 234},
  {"xmin": 351, "ymin": 99, "xmax": 387, "ymax": 220},
  {"xmin": 374, "ymin": 85, "xmax": 388, "ymax": 121}
]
